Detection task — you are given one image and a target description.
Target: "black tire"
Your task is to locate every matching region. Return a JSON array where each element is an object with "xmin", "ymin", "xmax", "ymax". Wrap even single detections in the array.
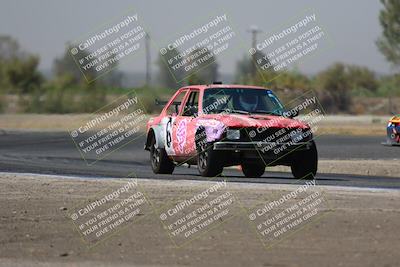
[
  {"xmin": 290, "ymin": 141, "xmax": 318, "ymax": 179},
  {"xmin": 150, "ymin": 136, "xmax": 174, "ymax": 174},
  {"xmin": 196, "ymin": 133, "xmax": 223, "ymax": 177},
  {"xmin": 241, "ymin": 162, "xmax": 265, "ymax": 178}
]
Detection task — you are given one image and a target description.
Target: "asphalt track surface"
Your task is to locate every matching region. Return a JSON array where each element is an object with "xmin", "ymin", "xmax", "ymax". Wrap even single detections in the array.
[{"xmin": 0, "ymin": 131, "xmax": 399, "ymax": 189}]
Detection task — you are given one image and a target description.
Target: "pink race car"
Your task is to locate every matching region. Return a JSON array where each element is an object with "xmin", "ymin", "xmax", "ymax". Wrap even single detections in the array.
[{"xmin": 144, "ymin": 83, "xmax": 317, "ymax": 178}]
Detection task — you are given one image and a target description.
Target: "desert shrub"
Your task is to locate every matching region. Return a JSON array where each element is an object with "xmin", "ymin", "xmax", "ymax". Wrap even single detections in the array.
[
  {"xmin": 313, "ymin": 63, "xmax": 352, "ymax": 113},
  {"xmin": 21, "ymin": 75, "xmax": 107, "ymax": 113},
  {"xmin": 377, "ymin": 74, "xmax": 400, "ymax": 97}
]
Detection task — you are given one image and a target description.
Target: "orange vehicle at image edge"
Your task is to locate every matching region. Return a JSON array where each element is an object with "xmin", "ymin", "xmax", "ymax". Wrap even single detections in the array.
[{"xmin": 385, "ymin": 114, "xmax": 400, "ymax": 145}]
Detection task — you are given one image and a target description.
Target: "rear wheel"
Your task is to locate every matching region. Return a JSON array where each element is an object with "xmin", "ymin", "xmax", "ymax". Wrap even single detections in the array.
[
  {"xmin": 241, "ymin": 162, "xmax": 265, "ymax": 178},
  {"xmin": 150, "ymin": 137, "xmax": 174, "ymax": 174},
  {"xmin": 290, "ymin": 141, "xmax": 318, "ymax": 179}
]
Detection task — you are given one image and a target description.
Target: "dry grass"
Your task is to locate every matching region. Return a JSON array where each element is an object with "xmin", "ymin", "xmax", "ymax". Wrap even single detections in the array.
[
  {"xmin": 0, "ymin": 114, "xmax": 149, "ymax": 132},
  {"xmin": 0, "ymin": 114, "xmax": 389, "ymax": 136},
  {"xmin": 316, "ymin": 124, "xmax": 385, "ymax": 136},
  {"xmin": 314, "ymin": 115, "xmax": 387, "ymax": 136},
  {"xmin": 0, "ymin": 114, "xmax": 91, "ymax": 131}
]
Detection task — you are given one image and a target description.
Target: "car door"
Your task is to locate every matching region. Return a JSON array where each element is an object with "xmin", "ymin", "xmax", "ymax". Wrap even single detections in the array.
[
  {"xmin": 162, "ymin": 89, "xmax": 188, "ymax": 156},
  {"xmin": 178, "ymin": 89, "xmax": 200, "ymax": 157},
  {"xmin": 169, "ymin": 89, "xmax": 200, "ymax": 159}
]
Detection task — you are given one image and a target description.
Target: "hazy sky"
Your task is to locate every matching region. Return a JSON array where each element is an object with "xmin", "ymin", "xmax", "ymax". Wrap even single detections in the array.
[{"xmin": 0, "ymin": 0, "xmax": 394, "ymax": 75}]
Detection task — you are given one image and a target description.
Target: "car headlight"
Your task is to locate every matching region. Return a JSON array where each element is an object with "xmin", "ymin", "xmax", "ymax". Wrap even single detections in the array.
[{"xmin": 226, "ymin": 129, "xmax": 240, "ymax": 140}]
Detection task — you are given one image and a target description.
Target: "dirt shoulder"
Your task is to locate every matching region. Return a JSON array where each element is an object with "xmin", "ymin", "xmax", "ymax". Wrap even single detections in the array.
[
  {"xmin": 268, "ymin": 159, "xmax": 400, "ymax": 178},
  {"xmin": 0, "ymin": 173, "xmax": 399, "ymax": 267}
]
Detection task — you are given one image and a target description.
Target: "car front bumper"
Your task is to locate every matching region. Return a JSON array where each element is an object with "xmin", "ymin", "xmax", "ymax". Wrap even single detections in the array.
[{"xmin": 213, "ymin": 141, "xmax": 312, "ymax": 152}]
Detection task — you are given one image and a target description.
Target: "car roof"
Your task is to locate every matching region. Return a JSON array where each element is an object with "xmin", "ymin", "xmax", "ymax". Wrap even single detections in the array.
[{"xmin": 180, "ymin": 84, "xmax": 270, "ymax": 91}]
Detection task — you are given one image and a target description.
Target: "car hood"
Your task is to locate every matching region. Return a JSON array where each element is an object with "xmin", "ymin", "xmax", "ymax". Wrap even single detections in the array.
[{"xmin": 199, "ymin": 114, "xmax": 309, "ymax": 129}]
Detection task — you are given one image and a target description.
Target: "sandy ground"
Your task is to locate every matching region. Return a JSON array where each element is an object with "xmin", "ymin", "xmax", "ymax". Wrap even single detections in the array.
[
  {"xmin": 0, "ymin": 114, "xmax": 388, "ymax": 136},
  {"xmin": 1, "ymin": 173, "xmax": 399, "ymax": 267},
  {"xmin": 268, "ymin": 159, "xmax": 400, "ymax": 178}
]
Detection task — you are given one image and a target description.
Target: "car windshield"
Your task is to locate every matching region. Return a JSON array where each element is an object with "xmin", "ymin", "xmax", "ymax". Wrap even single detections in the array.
[{"xmin": 202, "ymin": 88, "xmax": 285, "ymax": 115}]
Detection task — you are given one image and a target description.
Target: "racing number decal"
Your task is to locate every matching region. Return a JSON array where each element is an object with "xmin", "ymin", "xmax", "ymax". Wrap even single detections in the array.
[
  {"xmin": 163, "ymin": 116, "xmax": 176, "ymax": 155},
  {"xmin": 165, "ymin": 117, "xmax": 172, "ymax": 148},
  {"xmin": 163, "ymin": 116, "xmax": 188, "ymax": 156}
]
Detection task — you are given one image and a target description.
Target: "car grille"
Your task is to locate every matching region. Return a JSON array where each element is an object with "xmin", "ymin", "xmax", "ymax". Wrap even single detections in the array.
[{"xmin": 237, "ymin": 127, "xmax": 311, "ymax": 143}]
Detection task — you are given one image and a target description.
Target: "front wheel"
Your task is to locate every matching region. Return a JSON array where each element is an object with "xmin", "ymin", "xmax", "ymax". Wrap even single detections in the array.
[
  {"xmin": 197, "ymin": 140, "xmax": 223, "ymax": 177},
  {"xmin": 290, "ymin": 141, "xmax": 318, "ymax": 179},
  {"xmin": 150, "ymin": 137, "xmax": 174, "ymax": 174}
]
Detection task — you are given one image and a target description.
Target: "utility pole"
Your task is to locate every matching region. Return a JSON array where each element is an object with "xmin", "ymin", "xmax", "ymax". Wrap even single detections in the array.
[
  {"xmin": 248, "ymin": 25, "xmax": 262, "ymax": 51},
  {"xmin": 247, "ymin": 25, "xmax": 262, "ymax": 76},
  {"xmin": 145, "ymin": 32, "xmax": 151, "ymax": 86}
]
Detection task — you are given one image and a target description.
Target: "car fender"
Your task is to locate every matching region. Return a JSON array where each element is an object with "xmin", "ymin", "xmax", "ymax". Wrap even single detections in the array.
[
  {"xmin": 196, "ymin": 118, "xmax": 226, "ymax": 143},
  {"xmin": 144, "ymin": 124, "xmax": 165, "ymax": 151}
]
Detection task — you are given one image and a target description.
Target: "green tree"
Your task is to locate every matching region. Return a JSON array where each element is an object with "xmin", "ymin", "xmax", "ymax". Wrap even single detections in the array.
[
  {"xmin": 54, "ymin": 44, "xmax": 122, "ymax": 87},
  {"xmin": 186, "ymin": 47, "xmax": 218, "ymax": 84},
  {"xmin": 99, "ymin": 49, "xmax": 123, "ymax": 88},
  {"xmin": 377, "ymin": 0, "xmax": 400, "ymax": 67},
  {"xmin": 0, "ymin": 35, "xmax": 20, "ymax": 60},
  {"xmin": 5, "ymin": 55, "xmax": 42, "ymax": 93},
  {"xmin": 347, "ymin": 65, "xmax": 378, "ymax": 92},
  {"xmin": 314, "ymin": 63, "xmax": 352, "ymax": 112},
  {"xmin": 235, "ymin": 54, "xmax": 253, "ymax": 83},
  {"xmin": 53, "ymin": 44, "xmax": 92, "ymax": 84},
  {"xmin": 0, "ymin": 35, "xmax": 43, "ymax": 93},
  {"xmin": 314, "ymin": 64, "xmax": 378, "ymax": 107},
  {"xmin": 235, "ymin": 51, "xmax": 272, "ymax": 83},
  {"xmin": 157, "ymin": 47, "xmax": 183, "ymax": 89},
  {"xmin": 32, "ymin": 43, "xmax": 109, "ymax": 114},
  {"xmin": 378, "ymin": 74, "xmax": 400, "ymax": 97}
]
